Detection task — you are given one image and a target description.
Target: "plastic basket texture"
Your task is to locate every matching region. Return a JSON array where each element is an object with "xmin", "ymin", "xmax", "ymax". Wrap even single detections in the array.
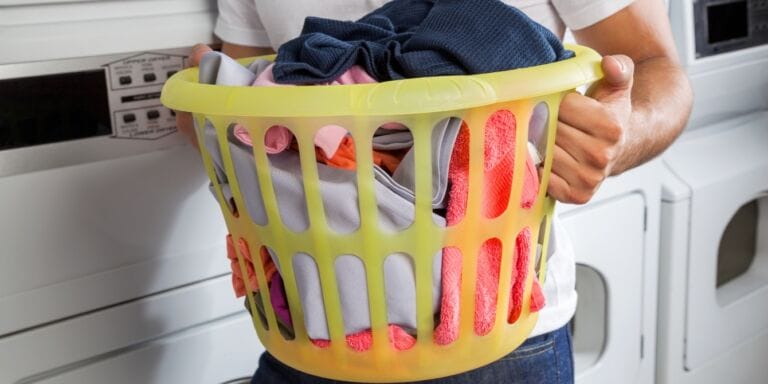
[{"xmin": 161, "ymin": 44, "xmax": 602, "ymax": 382}]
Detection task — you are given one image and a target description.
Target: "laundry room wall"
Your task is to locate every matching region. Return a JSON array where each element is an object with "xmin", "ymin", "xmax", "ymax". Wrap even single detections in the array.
[{"xmin": 0, "ymin": 1, "xmax": 264, "ymax": 383}]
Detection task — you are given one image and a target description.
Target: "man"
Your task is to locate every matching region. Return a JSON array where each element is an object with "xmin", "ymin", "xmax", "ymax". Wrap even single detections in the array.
[{"xmin": 177, "ymin": 0, "xmax": 692, "ymax": 382}]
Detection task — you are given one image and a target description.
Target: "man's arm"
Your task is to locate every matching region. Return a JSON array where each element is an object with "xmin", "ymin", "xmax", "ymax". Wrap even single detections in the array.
[
  {"xmin": 221, "ymin": 42, "xmax": 275, "ymax": 59},
  {"xmin": 548, "ymin": 0, "xmax": 693, "ymax": 204}
]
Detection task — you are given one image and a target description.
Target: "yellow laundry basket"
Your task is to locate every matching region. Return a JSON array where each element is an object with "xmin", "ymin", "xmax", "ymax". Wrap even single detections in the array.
[{"xmin": 161, "ymin": 44, "xmax": 602, "ymax": 383}]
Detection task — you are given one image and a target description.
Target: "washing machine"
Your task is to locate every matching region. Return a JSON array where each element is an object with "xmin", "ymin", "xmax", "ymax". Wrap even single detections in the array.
[
  {"xmin": 0, "ymin": 1, "xmax": 263, "ymax": 383},
  {"xmin": 657, "ymin": 0, "xmax": 768, "ymax": 383},
  {"xmin": 556, "ymin": 161, "xmax": 660, "ymax": 384}
]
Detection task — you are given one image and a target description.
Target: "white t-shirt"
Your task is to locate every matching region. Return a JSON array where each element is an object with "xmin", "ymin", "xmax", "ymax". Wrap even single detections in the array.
[{"xmin": 213, "ymin": 0, "xmax": 633, "ymax": 337}]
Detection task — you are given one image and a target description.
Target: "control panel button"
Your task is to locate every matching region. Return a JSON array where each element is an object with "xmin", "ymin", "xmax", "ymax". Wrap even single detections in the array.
[
  {"xmin": 123, "ymin": 113, "xmax": 136, "ymax": 123},
  {"xmin": 143, "ymin": 73, "xmax": 157, "ymax": 82},
  {"xmin": 146, "ymin": 110, "xmax": 160, "ymax": 120},
  {"xmin": 119, "ymin": 76, "xmax": 132, "ymax": 85},
  {"xmin": 166, "ymin": 70, "xmax": 177, "ymax": 79}
]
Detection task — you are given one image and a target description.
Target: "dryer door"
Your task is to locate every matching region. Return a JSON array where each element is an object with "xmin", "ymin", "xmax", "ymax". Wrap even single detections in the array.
[
  {"xmin": 0, "ymin": 143, "xmax": 229, "ymax": 336},
  {"xmin": 562, "ymin": 192, "xmax": 646, "ymax": 383},
  {"xmin": 663, "ymin": 112, "xmax": 768, "ymax": 370},
  {"xmin": 0, "ymin": 275, "xmax": 262, "ymax": 383},
  {"xmin": 26, "ymin": 315, "xmax": 260, "ymax": 384}
]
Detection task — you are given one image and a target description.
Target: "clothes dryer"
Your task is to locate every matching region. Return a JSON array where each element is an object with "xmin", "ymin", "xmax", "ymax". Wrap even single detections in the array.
[
  {"xmin": 658, "ymin": 113, "xmax": 768, "ymax": 384},
  {"xmin": 657, "ymin": 0, "xmax": 768, "ymax": 382},
  {"xmin": 560, "ymin": 163, "xmax": 661, "ymax": 384},
  {"xmin": 0, "ymin": 1, "xmax": 264, "ymax": 382}
]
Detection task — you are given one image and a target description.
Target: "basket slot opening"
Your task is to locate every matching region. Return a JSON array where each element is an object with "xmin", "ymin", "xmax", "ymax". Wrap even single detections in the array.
[
  {"xmin": 382, "ymin": 253, "xmax": 420, "ymax": 349},
  {"xmin": 313, "ymin": 126, "xmax": 362, "ymax": 234},
  {"xmin": 535, "ymin": 214, "xmax": 554, "ymax": 283},
  {"xmin": 528, "ymin": 102, "xmax": 549, "ymax": 171},
  {"xmin": 255, "ymin": 245, "xmax": 294, "ymax": 340},
  {"xmin": 508, "ymin": 227, "xmax": 533, "ymax": 325},
  {"xmin": 201, "ymin": 120, "xmax": 242, "ymax": 218},
  {"xmin": 292, "ymin": 253, "xmax": 331, "ymax": 343},
  {"xmin": 220, "ymin": 122, "xmax": 282, "ymax": 226},
  {"xmin": 481, "ymin": 109, "xmax": 518, "ymax": 219},
  {"xmin": 474, "ymin": 238, "xmax": 503, "ymax": 336},
  {"xmin": 440, "ymin": 118, "xmax": 472, "ymax": 227},
  {"xmin": 434, "ymin": 246, "xmax": 462, "ymax": 346},
  {"xmin": 334, "ymin": 255, "xmax": 374, "ymax": 350},
  {"xmin": 537, "ymin": 100, "xmax": 558, "ymax": 201},
  {"xmin": 372, "ymin": 122, "xmax": 418, "ymax": 231},
  {"xmin": 226, "ymin": 235, "xmax": 268, "ymax": 333}
]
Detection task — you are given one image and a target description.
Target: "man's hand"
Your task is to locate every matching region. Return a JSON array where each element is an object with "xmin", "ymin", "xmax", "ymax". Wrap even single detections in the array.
[
  {"xmin": 545, "ymin": 0, "xmax": 693, "ymax": 204},
  {"xmin": 174, "ymin": 43, "xmax": 275, "ymax": 149},
  {"xmin": 547, "ymin": 55, "xmax": 634, "ymax": 204},
  {"xmin": 174, "ymin": 44, "xmax": 215, "ymax": 149}
]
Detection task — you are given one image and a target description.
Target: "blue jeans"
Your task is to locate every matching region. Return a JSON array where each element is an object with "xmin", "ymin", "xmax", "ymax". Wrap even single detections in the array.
[{"xmin": 251, "ymin": 325, "xmax": 574, "ymax": 384}]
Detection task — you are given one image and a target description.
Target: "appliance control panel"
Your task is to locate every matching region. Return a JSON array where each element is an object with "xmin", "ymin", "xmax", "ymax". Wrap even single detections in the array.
[
  {"xmin": 695, "ymin": 0, "xmax": 768, "ymax": 57},
  {"xmin": 105, "ymin": 52, "xmax": 186, "ymax": 140},
  {"xmin": 0, "ymin": 51, "xmax": 187, "ymax": 152}
]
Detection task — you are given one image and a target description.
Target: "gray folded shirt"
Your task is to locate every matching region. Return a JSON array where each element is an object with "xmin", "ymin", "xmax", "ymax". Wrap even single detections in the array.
[{"xmin": 198, "ymin": 51, "xmax": 451, "ymax": 339}]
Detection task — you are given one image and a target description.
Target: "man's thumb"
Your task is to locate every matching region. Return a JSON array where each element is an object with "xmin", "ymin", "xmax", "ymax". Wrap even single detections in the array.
[{"xmin": 588, "ymin": 55, "xmax": 634, "ymax": 101}]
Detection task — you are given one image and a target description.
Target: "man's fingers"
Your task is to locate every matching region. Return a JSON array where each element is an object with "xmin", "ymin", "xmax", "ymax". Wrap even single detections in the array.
[
  {"xmin": 555, "ymin": 121, "xmax": 612, "ymax": 169},
  {"xmin": 587, "ymin": 55, "xmax": 635, "ymax": 102},
  {"xmin": 546, "ymin": 172, "xmax": 572, "ymax": 203},
  {"xmin": 558, "ymin": 93, "xmax": 623, "ymax": 142},
  {"xmin": 189, "ymin": 44, "xmax": 213, "ymax": 68},
  {"xmin": 172, "ymin": 43, "xmax": 210, "ymax": 150},
  {"xmin": 176, "ymin": 111, "xmax": 199, "ymax": 149},
  {"xmin": 549, "ymin": 144, "xmax": 603, "ymax": 204}
]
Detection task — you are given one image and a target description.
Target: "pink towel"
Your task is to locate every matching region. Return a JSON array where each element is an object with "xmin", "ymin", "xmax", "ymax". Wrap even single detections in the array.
[
  {"xmin": 234, "ymin": 64, "xmax": 405, "ymax": 157},
  {"xmin": 235, "ymin": 64, "xmax": 377, "ymax": 158},
  {"xmin": 434, "ymin": 110, "xmax": 543, "ymax": 345},
  {"xmin": 311, "ymin": 325, "xmax": 416, "ymax": 352}
]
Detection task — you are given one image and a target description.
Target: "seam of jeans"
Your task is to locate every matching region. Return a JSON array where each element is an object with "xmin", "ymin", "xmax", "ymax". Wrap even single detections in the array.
[
  {"xmin": 500, "ymin": 338, "xmax": 555, "ymax": 360},
  {"xmin": 567, "ymin": 326, "xmax": 575, "ymax": 379},
  {"xmin": 510, "ymin": 334, "xmax": 554, "ymax": 353},
  {"xmin": 554, "ymin": 328, "xmax": 562, "ymax": 384}
]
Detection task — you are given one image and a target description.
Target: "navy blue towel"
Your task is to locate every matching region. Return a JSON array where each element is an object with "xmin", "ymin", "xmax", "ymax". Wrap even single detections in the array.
[{"xmin": 273, "ymin": 0, "xmax": 574, "ymax": 84}]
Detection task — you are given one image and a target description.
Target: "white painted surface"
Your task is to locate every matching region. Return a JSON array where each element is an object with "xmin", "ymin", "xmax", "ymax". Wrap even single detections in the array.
[{"xmin": 658, "ymin": 112, "xmax": 768, "ymax": 382}]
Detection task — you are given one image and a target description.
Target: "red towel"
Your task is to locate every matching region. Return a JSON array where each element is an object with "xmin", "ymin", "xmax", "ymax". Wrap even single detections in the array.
[
  {"xmin": 435, "ymin": 110, "xmax": 543, "ymax": 345},
  {"xmin": 228, "ymin": 109, "xmax": 546, "ymax": 350},
  {"xmin": 226, "ymin": 235, "xmax": 276, "ymax": 298},
  {"xmin": 311, "ymin": 325, "xmax": 417, "ymax": 352}
]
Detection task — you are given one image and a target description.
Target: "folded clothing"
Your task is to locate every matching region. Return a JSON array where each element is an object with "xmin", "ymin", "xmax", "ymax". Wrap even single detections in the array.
[
  {"xmin": 208, "ymin": 132, "xmax": 445, "ymax": 340},
  {"xmin": 273, "ymin": 0, "xmax": 574, "ymax": 84},
  {"xmin": 201, "ymin": 40, "xmax": 551, "ymax": 349},
  {"xmin": 316, "ymin": 118, "xmax": 462, "ymax": 210},
  {"xmin": 236, "ymin": 63, "xmax": 408, "ymax": 158},
  {"xmin": 226, "ymin": 235, "xmax": 277, "ymax": 298}
]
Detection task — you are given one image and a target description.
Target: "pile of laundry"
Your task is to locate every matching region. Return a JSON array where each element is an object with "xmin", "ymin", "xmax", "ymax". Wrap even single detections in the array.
[{"xmin": 201, "ymin": 0, "xmax": 572, "ymax": 350}]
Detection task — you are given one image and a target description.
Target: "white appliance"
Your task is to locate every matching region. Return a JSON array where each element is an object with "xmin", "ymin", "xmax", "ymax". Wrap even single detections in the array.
[
  {"xmin": 562, "ymin": 163, "xmax": 660, "ymax": 384},
  {"xmin": 553, "ymin": 29, "xmax": 662, "ymax": 384},
  {"xmin": 0, "ymin": 1, "xmax": 263, "ymax": 383},
  {"xmin": 657, "ymin": 0, "xmax": 768, "ymax": 383}
]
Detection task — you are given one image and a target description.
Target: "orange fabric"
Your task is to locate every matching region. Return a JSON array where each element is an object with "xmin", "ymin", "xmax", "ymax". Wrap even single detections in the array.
[
  {"xmin": 313, "ymin": 135, "xmax": 407, "ymax": 174},
  {"xmin": 226, "ymin": 235, "xmax": 277, "ymax": 298}
]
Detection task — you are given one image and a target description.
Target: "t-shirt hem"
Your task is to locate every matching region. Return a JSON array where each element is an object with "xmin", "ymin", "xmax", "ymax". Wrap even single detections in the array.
[
  {"xmin": 559, "ymin": 0, "xmax": 634, "ymax": 30},
  {"xmin": 529, "ymin": 293, "xmax": 577, "ymax": 337},
  {"xmin": 214, "ymin": 17, "xmax": 272, "ymax": 47}
]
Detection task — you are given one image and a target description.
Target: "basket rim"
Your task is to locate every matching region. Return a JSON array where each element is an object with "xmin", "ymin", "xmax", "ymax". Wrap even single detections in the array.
[{"xmin": 161, "ymin": 44, "xmax": 602, "ymax": 117}]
